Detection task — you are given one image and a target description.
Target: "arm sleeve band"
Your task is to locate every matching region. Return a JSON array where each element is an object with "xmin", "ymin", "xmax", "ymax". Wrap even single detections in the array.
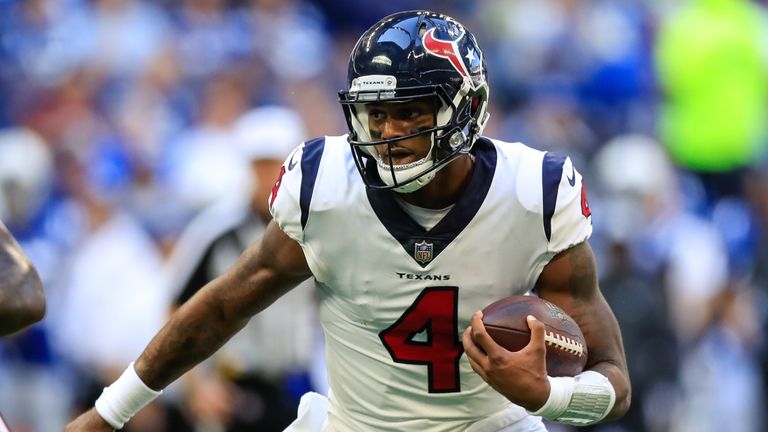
[{"xmin": 528, "ymin": 370, "xmax": 616, "ymax": 426}]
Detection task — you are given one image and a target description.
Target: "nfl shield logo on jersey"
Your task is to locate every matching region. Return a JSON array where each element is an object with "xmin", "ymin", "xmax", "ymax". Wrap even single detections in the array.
[{"xmin": 414, "ymin": 241, "xmax": 434, "ymax": 264}]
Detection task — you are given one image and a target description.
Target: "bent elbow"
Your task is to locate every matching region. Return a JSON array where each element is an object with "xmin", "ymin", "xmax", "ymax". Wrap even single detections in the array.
[
  {"xmin": 606, "ymin": 381, "xmax": 631, "ymax": 421},
  {"xmin": 0, "ymin": 267, "xmax": 46, "ymax": 335},
  {"xmin": 614, "ymin": 388, "xmax": 631, "ymax": 419},
  {"xmin": 23, "ymin": 267, "xmax": 46, "ymax": 323},
  {"xmin": 28, "ymin": 279, "xmax": 46, "ymax": 323}
]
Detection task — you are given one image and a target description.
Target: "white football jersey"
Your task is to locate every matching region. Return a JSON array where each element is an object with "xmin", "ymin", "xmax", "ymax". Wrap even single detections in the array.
[{"xmin": 270, "ymin": 135, "xmax": 592, "ymax": 431}]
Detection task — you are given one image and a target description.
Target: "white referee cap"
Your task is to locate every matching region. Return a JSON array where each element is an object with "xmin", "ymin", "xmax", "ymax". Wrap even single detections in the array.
[
  {"xmin": 233, "ymin": 106, "xmax": 307, "ymax": 161},
  {"xmin": 0, "ymin": 127, "xmax": 52, "ymax": 192},
  {"xmin": 595, "ymin": 133, "xmax": 674, "ymax": 197}
]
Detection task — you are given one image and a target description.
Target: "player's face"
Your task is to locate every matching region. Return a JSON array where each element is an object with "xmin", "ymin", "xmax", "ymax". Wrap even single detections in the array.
[{"xmin": 367, "ymin": 99, "xmax": 435, "ymax": 166}]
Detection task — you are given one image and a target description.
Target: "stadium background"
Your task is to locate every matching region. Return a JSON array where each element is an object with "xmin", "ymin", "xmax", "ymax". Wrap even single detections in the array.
[{"xmin": 0, "ymin": 0, "xmax": 766, "ymax": 431}]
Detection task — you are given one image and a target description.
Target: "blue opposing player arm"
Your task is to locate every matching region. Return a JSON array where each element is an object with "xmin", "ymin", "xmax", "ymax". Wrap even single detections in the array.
[
  {"xmin": 534, "ymin": 241, "xmax": 631, "ymax": 421},
  {"xmin": 134, "ymin": 220, "xmax": 312, "ymax": 390},
  {"xmin": 0, "ymin": 220, "xmax": 45, "ymax": 336}
]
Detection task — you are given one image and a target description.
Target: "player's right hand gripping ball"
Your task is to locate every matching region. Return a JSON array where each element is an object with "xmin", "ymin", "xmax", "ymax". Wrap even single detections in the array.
[{"xmin": 482, "ymin": 295, "xmax": 587, "ymax": 376}]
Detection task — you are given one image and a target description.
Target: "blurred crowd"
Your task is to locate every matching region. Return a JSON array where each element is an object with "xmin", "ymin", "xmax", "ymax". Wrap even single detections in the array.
[{"xmin": 0, "ymin": 0, "xmax": 767, "ymax": 431}]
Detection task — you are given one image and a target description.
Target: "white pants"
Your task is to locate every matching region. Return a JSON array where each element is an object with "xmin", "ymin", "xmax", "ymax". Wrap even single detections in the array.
[
  {"xmin": 283, "ymin": 392, "xmax": 330, "ymax": 432},
  {"xmin": 283, "ymin": 392, "xmax": 547, "ymax": 432}
]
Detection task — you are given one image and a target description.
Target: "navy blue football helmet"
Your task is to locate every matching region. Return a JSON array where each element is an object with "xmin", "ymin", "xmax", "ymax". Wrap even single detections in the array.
[{"xmin": 339, "ymin": 10, "xmax": 490, "ymax": 192}]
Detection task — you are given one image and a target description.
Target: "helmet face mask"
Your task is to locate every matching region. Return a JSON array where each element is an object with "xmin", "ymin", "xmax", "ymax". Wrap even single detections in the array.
[{"xmin": 339, "ymin": 11, "xmax": 490, "ymax": 193}]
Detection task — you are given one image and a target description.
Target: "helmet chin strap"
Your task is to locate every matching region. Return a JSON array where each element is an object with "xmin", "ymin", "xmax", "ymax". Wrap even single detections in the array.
[
  {"xmin": 376, "ymin": 129, "xmax": 441, "ymax": 193},
  {"xmin": 377, "ymin": 129, "xmax": 469, "ymax": 193},
  {"xmin": 395, "ymin": 176, "xmax": 433, "ymax": 193}
]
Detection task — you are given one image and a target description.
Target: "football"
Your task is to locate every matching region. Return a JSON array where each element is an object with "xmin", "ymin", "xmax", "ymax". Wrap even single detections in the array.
[{"xmin": 481, "ymin": 295, "xmax": 588, "ymax": 377}]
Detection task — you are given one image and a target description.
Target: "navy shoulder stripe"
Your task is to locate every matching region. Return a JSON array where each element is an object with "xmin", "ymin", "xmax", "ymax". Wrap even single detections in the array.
[
  {"xmin": 542, "ymin": 152, "xmax": 566, "ymax": 241},
  {"xmin": 299, "ymin": 137, "xmax": 326, "ymax": 230}
]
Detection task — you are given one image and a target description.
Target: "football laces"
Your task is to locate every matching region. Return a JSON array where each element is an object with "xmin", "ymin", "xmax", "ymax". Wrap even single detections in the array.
[{"xmin": 544, "ymin": 330, "xmax": 585, "ymax": 357}]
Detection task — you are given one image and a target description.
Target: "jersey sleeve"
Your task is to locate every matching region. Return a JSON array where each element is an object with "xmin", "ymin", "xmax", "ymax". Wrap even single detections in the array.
[
  {"xmin": 268, "ymin": 143, "xmax": 307, "ymax": 243},
  {"xmin": 268, "ymin": 137, "xmax": 327, "ymax": 244},
  {"xmin": 544, "ymin": 154, "xmax": 593, "ymax": 254}
]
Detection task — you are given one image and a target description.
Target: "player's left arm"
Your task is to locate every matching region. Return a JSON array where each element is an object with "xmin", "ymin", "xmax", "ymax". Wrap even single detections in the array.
[
  {"xmin": 534, "ymin": 240, "xmax": 631, "ymax": 420},
  {"xmin": 0, "ymin": 220, "xmax": 45, "ymax": 336},
  {"xmin": 462, "ymin": 241, "xmax": 631, "ymax": 425},
  {"xmin": 464, "ymin": 154, "xmax": 629, "ymax": 424},
  {"xmin": 463, "ymin": 242, "xmax": 631, "ymax": 421}
]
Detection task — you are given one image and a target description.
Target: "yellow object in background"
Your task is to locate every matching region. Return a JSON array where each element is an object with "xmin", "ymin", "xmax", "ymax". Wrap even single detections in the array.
[{"xmin": 656, "ymin": 0, "xmax": 768, "ymax": 172}]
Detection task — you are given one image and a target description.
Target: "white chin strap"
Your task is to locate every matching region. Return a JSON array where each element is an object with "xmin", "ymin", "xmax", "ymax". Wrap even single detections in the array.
[{"xmin": 376, "ymin": 153, "xmax": 437, "ymax": 193}]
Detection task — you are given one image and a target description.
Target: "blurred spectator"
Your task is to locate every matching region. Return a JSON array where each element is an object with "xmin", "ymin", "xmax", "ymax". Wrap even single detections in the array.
[
  {"xmin": 475, "ymin": 0, "xmax": 655, "ymax": 156},
  {"xmin": 171, "ymin": 0, "xmax": 251, "ymax": 84},
  {"xmin": 160, "ymin": 72, "xmax": 253, "ymax": 218},
  {"xmin": 54, "ymin": 144, "xmax": 173, "ymax": 432},
  {"xmin": 656, "ymin": 0, "xmax": 768, "ymax": 204},
  {"xmin": 0, "ymin": 127, "xmax": 67, "ymax": 432},
  {"xmin": 592, "ymin": 134, "xmax": 765, "ymax": 432},
  {"xmin": 656, "ymin": 0, "xmax": 768, "ymax": 280},
  {"xmin": 594, "ymin": 134, "xmax": 728, "ymax": 346},
  {"xmin": 241, "ymin": 0, "xmax": 341, "ymax": 138},
  {"xmin": 166, "ymin": 106, "xmax": 323, "ymax": 431},
  {"xmin": 245, "ymin": 0, "xmax": 331, "ymax": 83},
  {"xmin": 112, "ymin": 47, "xmax": 188, "ymax": 168},
  {"xmin": 671, "ymin": 285, "xmax": 765, "ymax": 432},
  {"xmin": 64, "ymin": 0, "xmax": 172, "ymax": 82},
  {"xmin": 0, "ymin": 0, "xmax": 88, "ymax": 96},
  {"xmin": 309, "ymin": 0, "xmax": 445, "ymax": 35},
  {"xmin": 0, "ymin": 128, "xmax": 53, "ymax": 228}
]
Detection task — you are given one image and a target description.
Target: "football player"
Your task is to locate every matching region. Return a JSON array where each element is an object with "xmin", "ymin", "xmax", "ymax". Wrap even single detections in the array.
[
  {"xmin": 67, "ymin": 10, "xmax": 630, "ymax": 431},
  {"xmin": 0, "ymin": 219, "xmax": 45, "ymax": 336}
]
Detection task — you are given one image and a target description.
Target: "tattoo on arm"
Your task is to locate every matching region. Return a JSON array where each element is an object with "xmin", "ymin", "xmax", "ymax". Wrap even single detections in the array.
[
  {"xmin": 135, "ymin": 222, "xmax": 310, "ymax": 390},
  {"xmin": 535, "ymin": 241, "xmax": 631, "ymax": 418},
  {"xmin": 138, "ymin": 285, "xmax": 247, "ymax": 388}
]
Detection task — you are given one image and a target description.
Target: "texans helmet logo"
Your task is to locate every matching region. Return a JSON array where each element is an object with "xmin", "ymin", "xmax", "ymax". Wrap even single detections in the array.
[{"xmin": 422, "ymin": 28, "xmax": 471, "ymax": 79}]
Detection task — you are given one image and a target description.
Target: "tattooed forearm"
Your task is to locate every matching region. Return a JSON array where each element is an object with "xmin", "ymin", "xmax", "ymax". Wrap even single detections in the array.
[
  {"xmin": 136, "ymin": 284, "xmax": 249, "ymax": 389},
  {"xmin": 133, "ymin": 222, "xmax": 311, "ymax": 390},
  {"xmin": 134, "ymin": 245, "xmax": 285, "ymax": 389}
]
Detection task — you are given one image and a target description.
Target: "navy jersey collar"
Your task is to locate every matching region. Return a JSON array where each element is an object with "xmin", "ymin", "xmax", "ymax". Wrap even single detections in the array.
[{"xmin": 366, "ymin": 138, "xmax": 497, "ymax": 267}]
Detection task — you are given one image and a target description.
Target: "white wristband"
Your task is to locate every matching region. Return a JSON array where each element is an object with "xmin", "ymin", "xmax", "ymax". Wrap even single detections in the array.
[
  {"xmin": 94, "ymin": 362, "xmax": 163, "ymax": 430},
  {"xmin": 529, "ymin": 375, "xmax": 574, "ymax": 419},
  {"xmin": 528, "ymin": 371, "xmax": 616, "ymax": 425}
]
